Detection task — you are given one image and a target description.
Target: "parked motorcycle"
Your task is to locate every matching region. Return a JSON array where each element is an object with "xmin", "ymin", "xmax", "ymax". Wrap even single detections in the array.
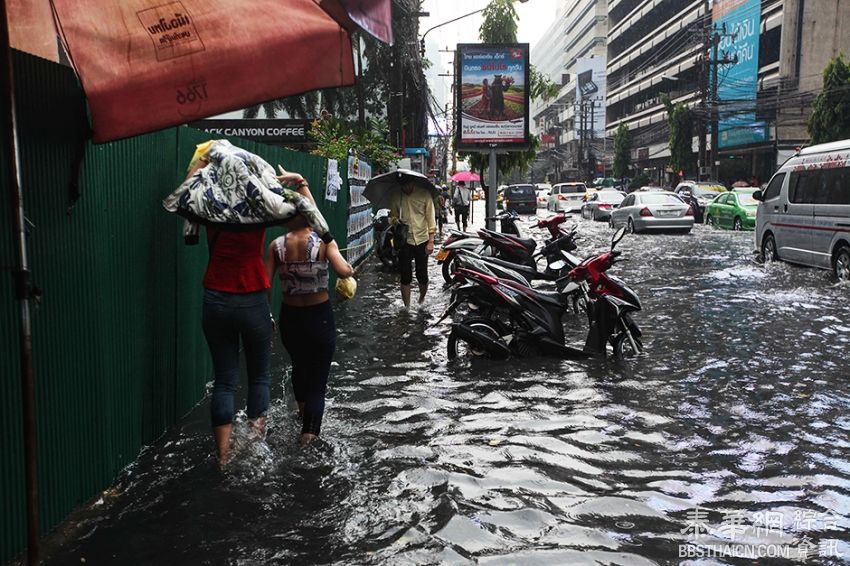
[
  {"xmin": 443, "ymin": 227, "xmax": 643, "ymax": 360},
  {"xmin": 373, "ymin": 208, "xmax": 399, "ymax": 269},
  {"xmin": 436, "ymin": 211, "xmax": 524, "ymax": 283},
  {"xmin": 451, "ymin": 231, "xmax": 583, "ymax": 288}
]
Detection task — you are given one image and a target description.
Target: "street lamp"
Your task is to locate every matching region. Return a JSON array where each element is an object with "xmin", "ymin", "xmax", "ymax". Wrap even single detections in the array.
[{"xmin": 419, "ymin": 0, "xmax": 529, "ymax": 56}]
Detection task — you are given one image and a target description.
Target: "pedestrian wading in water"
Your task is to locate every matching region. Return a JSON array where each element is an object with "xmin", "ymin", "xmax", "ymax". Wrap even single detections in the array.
[
  {"xmin": 390, "ymin": 181, "xmax": 437, "ymax": 307},
  {"xmin": 266, "ymin": 214, "xmax": 354, "ymax": 446},
  {"xmin": 188, "ymin": 157, "xmax": 313, "ymax": 466}
]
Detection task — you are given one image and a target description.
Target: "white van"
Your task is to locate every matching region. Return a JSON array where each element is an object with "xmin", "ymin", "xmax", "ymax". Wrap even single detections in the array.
[
  {"xmin": 548, "ymin": 182, "xmax": 588, "ymax": 213},
  {"xmin": 754, "ymin": 139, "xmax": 850, "ymax": 281}
]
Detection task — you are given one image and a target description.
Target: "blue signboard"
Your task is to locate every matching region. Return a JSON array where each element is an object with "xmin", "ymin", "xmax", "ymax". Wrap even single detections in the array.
[{"xmin": 713, "ymin": 0, "xmax": 767, "ymax": 148}]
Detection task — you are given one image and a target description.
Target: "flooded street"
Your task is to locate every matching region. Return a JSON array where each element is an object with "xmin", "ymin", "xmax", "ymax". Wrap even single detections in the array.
[{"xmin": 44, "ymin": 203, "xmax": 850, "ymax": 565}]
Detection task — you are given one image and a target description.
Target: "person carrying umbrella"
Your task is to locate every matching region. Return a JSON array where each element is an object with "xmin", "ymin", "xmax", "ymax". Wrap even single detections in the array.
[{"xmin": 391, "ymin": 182, "xmax": 437, "ymax": 307}]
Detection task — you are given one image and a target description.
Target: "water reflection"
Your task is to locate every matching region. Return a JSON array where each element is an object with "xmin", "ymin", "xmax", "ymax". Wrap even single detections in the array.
[{"xmin": 44, "ymin": 210, "xmax": 850, "ymax": 565}]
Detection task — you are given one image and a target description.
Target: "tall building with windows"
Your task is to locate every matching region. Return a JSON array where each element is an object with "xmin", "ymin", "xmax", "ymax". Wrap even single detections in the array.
[
  {"xmin": 605, "ymin": 0, "xmax": 783, "ymax": 185},
  {"xmin": 776, "ymin": 0, "xmax": 850, "ymax": 162},
  {"xmin": 531, "ymin": 0, "xmax": 608, "ymax": 183}
]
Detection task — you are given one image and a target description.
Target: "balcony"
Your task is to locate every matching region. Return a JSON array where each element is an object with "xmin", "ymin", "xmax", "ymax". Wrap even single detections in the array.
[{"xmin": 608, "ymin": 0, "xmax": 696, "ymax": 59}]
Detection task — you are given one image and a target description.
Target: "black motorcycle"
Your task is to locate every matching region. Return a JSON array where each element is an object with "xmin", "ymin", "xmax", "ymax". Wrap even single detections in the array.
[
  {"xmin": 373, "ymin": 209, "xmax": 400, "ymax": 269},
  {"xmin": 443, "ymin": 227, "xmax": 643, "ymax": 360}
]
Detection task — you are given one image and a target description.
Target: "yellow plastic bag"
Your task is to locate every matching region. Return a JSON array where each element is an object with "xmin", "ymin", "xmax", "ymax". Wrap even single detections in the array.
[
  {"xmin": 335, "ymin": 277, "xmax": 357, "ymax": 301},
  {"xmin": 187, "ymin": 140, "xmax": 216, "ymax": 172}
]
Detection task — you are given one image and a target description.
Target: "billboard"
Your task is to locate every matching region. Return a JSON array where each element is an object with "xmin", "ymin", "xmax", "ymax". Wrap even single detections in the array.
[
  {"xmin": 456, "ymin": 43, "xmax": 530, "ymax": 150},
  {"xmin": 574, "ymin": 57, "xmax": 607, "ymax": 139},
  {"xmin": 714, "ymin": 0, "xmax": 767, "ymax": 148}
]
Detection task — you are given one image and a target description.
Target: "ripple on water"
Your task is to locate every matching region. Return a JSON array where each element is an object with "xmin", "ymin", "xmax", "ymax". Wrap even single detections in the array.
[{"xmin": 42, "ymin": 214, "xmax": 850, "ymax": 566}]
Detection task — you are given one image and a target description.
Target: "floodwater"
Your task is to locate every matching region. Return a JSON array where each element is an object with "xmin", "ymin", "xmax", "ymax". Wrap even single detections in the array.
[{"xmin": 44, "ymin": 203, "xmax": 850, "ymax": 565}]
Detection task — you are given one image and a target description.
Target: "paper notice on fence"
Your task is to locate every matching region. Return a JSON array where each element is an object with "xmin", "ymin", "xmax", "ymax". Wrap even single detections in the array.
[{"xmin": 325, "ymin": 159, "xmax": 340, "ymax": 202}]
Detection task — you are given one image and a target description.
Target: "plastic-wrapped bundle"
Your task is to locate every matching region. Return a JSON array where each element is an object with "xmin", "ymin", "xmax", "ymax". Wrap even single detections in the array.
[{"xmin": 163, "ymin": 140, "xmax": 333, "ymax": 243}]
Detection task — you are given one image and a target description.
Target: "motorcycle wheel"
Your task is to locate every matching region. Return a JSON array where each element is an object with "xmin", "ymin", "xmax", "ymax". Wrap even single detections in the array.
[
  {"xmin": 377, "ymin": 239, "xmax": 395, "ymax": 268},
  {"xmin": 441, "ymin": 252, "xmax": 459, "ymax": 283},
  {"xmin": 612, "ymin": 333, "xmax": 643, "ymax": 359},
  {"xmin": 447, "ymin": 318, "xmax": 507, "ymax": 361}
]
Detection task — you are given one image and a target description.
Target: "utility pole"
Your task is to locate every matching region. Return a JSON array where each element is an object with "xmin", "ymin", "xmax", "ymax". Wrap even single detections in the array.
[
  {"xmin": 439, "ymin": 48, "xmax": 456, "ymax": 183},
  {"xmin": 356, "ymin": 33, "xmax": 366, "ymax": 128},
  {"xmin": 577, "ymin": 99, "xmax": 584, "ymax": 179},
  {"xmin": 698, "ymin": 0, "xmax": 710, "ymax": 181},
  {"xmin": 589, "ymin": 99, "xmax": 596, "ymax": 179},
  {"xmin": 708, "ymin": 23, "xmax": 738, "ymax": 181}
]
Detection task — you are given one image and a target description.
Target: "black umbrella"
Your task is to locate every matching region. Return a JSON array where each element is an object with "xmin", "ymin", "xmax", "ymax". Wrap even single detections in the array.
[{"xmin": 364, "ymin": 169, "xmax": 438, "ymax": 209}]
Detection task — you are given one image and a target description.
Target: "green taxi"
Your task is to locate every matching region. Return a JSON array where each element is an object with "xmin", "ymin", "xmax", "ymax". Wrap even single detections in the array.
[{"xmin": 704, "ymin": 188, "xmax": 758, "ymax": 230}]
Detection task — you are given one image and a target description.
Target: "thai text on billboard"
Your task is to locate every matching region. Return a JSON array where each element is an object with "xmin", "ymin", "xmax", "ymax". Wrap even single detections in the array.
[
  {"xmin": 713, "ymin": 0, "xmax": 767, "ymax": 148},
  {"xmin": 456, "ymin": 43, "xmax": 529, "ymax": 149}
]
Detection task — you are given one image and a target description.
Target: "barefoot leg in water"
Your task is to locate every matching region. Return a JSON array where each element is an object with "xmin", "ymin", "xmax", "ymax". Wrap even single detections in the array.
[{"xmin": 213, "ymin": 424, "xmax": 233, "ymax": 466}]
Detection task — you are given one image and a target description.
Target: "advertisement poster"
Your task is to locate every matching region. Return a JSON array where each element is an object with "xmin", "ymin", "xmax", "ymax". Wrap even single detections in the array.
[
  {"xmin": 456, "ymin": 43, "xmax": 529, "ymax": 150},
  {"xmin": 346, "ymin": 156, "xmax": 373, "ymax": 266},
  {"xmin": 714, "ymin": 0, "xmax": 767, "ymax": 148},
  {"xmin": 325, "ymin": 159, "xmax": 340, "ymax": 202},
  {"xmin": 574, "ymin": 56, "xmax": 607, "ymax": 139}
]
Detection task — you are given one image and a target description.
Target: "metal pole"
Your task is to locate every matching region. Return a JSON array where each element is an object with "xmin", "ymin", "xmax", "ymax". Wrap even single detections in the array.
[
  {"xmin": 487, "ymin": 148, "xmax": 497, "ymax": 231},
  {"xmin": 1, "ymin": 1, "xmax": 40, "ymax": 564},
  {"xmin": 710, "ymin": 27, "xmax": 720, "ymax": 181}
]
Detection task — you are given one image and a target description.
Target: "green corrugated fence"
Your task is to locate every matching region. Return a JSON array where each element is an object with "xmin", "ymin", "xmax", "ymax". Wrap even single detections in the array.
[{"xmin": 0, "ymin": 50, "xmax": 363, "ymax": 563}]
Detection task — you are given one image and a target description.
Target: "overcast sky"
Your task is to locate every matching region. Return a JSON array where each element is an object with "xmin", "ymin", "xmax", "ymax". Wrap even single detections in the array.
[{"xmin": 421, "ymin": 0, "xmax": 555, "ymax": 134}]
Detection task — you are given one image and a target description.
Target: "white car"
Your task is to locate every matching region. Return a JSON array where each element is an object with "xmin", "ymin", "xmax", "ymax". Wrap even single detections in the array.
[
  {"xmin": 548, "ymin": 182, "xmax": 587, "ymax": 213},
  {"xmin": 534, "ymin": 183, "xmax": 552, "ymax": 208}
]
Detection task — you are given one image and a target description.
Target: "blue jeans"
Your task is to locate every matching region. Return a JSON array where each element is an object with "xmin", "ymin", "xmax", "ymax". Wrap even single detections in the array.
[{"xmin": 202, "ymin": 289, "xmax": 273, "ymax": 427}]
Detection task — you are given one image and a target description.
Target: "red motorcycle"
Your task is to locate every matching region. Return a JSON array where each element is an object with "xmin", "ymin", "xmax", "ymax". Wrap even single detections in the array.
[{"xmin": 445, "ymin": 227, "xmax": 643, "ymax": 360}]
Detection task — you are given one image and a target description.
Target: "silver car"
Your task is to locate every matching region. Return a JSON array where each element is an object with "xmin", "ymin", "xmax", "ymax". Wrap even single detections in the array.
[
  {"xmin": 580, "ymin": 190, "xmax": 625, "ymax": 221},
  {"xmin": 610, "ymin": 191, "xmax": 694, "ymax": 233}
]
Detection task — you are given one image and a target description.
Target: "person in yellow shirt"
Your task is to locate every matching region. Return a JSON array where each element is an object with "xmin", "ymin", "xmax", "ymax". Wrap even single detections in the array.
[{"xmin": 390, "ymin": 182, "xmax": 437, "ymax": 307}]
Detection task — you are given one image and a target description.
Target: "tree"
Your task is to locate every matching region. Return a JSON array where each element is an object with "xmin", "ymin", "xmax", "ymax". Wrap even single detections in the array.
[
  {"xmin": 308, "ymin": 116, "xmax": 399, "ymax": 173},
  {"xmin": 243, "ymin": 0, "xmax": 430, "ymax": 149},
  {"xmin": 808, "ymin": 53, "xmax": 850, "ymax": 144},
  {"xmin": 613, "ymin": 123, "xmax": 631, "ymax": 179},
  {"xmin": 662, "ymin": 94, "xmax": 695, "ymax": 178}
]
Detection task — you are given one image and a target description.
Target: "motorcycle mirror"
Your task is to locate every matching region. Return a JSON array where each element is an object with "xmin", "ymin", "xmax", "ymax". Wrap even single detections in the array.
[
  {"xmin": 611, "ymin": 226, "xmax": 627, "ymax": 248},
  {"xmin": 549, "ymin": 259, "xmax": 567, "ymax": 270}
]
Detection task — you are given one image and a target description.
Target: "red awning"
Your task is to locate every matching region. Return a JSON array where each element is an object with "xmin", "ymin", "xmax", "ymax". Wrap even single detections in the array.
[{"xmin": 8, "ymin": 0, "xmax": 392, "ymax": 142}]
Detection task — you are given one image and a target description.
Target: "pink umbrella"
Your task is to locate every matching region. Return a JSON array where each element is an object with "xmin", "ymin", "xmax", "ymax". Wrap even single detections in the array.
[{"xmin": 451, "ymin": 171, "xmax": 481, "ymax": 182}]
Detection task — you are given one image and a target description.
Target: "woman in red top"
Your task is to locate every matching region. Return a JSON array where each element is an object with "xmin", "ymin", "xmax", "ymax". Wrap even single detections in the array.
[{"xmin": 189, "ymin": 154, "xmax": 310, "ymax": 465}]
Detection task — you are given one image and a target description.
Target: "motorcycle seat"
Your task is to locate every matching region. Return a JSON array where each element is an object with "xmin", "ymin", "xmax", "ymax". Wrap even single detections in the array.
[
  {"xmin": 447, "ymin": 229, "xmax": 478, "ymax": 238},
  {"xmin": 480, "ymin": 229, "xmax": 536, "ymax": 253}
]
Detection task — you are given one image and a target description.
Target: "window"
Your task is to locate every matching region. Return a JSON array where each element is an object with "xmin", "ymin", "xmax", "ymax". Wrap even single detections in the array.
[
  {"xmin": 639, "ymin": 193, "xmax": 683, "ymax": 205},
  {"xmin": 820, "ymin": 167, "xmax": 850, "ymax": 205},
  {"xmin": 762, "ymin": 172, "xmax": 785, "ymax": 201},
  {"xmin": 621, "ymin": 195, "xmax": 634, "ymax": 207},
  {"xmin": 790, "ymin": 170, "xmax": 820, "ymax": 203},
  {"xmin": 599, "ymin": 192, "xmax": 625, "ymax": 204},
  {"xmin": 737, "ymin": 192, "xmax": 758, "ymax": 206},
  {"xmin": 509, "ymin": 185, "xmax": 534, "ymax": 197},
  {"xmin": 694, "ymin": 184, "xmax": 726, "ymax": 197}
]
